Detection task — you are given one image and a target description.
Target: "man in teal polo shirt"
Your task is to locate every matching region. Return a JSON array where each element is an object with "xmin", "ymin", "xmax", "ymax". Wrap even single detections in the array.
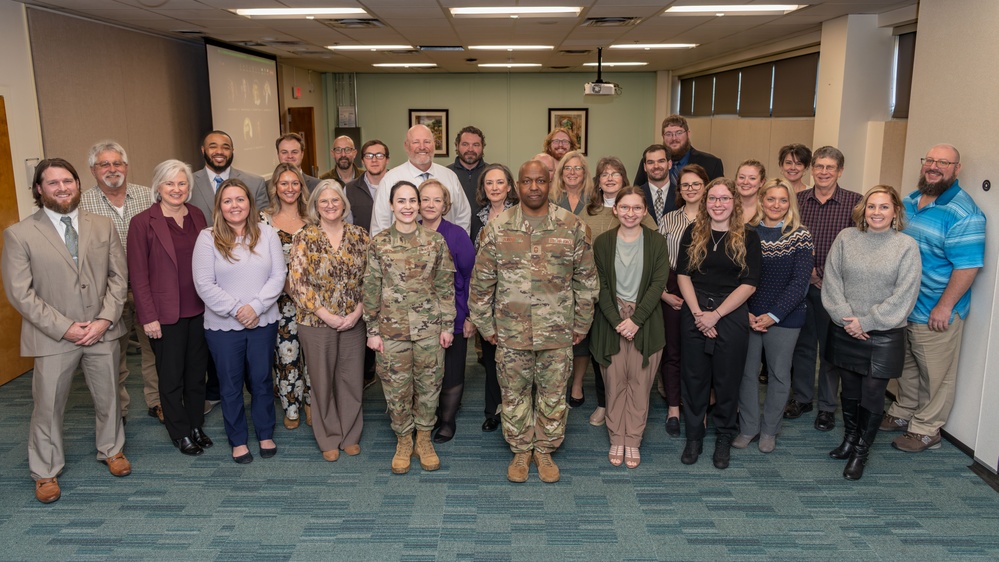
[{"xmin": 882, "ymin": 144, "xmax": 986, "ymax": 453}]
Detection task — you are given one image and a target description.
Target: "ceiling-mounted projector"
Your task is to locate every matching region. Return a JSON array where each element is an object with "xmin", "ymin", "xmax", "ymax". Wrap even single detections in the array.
[{"xmin": 584, "ymin": 81, "xmax": 620, "ymax": 95}]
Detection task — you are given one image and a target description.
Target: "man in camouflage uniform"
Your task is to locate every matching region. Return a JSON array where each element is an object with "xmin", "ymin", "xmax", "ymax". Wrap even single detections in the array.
[
  {"xmin": 363, "ymin": 190, "xmax": 455, "ymax": 474},
  {"xmin": 469, "ymin": 160, "xmax": 597, "ymax": 483}
]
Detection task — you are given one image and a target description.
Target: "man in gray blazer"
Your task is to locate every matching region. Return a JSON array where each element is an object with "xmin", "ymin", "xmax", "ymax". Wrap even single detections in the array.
[
  {"xmin": 190, "ymin": 130, "xmax": 269, "ymax": 221},
  {"xmin": 2, "ymin": 158, "xmax": 131, "ymax": 504}
]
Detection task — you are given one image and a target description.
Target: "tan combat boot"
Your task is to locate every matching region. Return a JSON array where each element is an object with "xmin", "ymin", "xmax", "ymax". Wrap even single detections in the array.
[
  {"xmin": 414, "ymin": 430, "xmax": 441, "ymax": 471},
  {"xmin": 533, "ymin": 450, "xmax": 560, "ymax": 483},
  {"xmin": 392, "ymin": 433, "xmax": 413, "ymax": 474},
  {"xmin": 507, "ymin": 451, "xmax": 531, "ymax": 483}
]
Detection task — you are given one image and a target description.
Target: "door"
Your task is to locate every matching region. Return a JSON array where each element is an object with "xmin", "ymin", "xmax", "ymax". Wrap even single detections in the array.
[{"xmin": 288, "ymin": 107, "xmax": 317, "ymax": 177}]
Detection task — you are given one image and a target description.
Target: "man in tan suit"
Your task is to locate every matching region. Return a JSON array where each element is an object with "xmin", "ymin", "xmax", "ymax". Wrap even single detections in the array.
[{"xmin": 2, "ymin": 158, "xmax": 132, "ymax": 504}]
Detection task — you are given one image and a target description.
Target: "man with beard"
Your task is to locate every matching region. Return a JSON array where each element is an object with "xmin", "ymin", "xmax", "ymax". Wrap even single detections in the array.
[
  {"xmin": 787, "ymin": 146, "xmax": 861, "ymax": 431},
  {"xmin": 276, "ymin": 133, "xmax": 321, "ymax": 190},
  {"xmin": 637, "ymin": 144, "xmax": 674, "ymax": 226},
  {"xmin": 190, "ymin": 130, "xmax": 268, "ymax": 222},
  {"xmin": 447, "ymin": 126, "xmax": 489, "ymax": 237},
  {"xmin": 79, "ymin": 141, "xmax": 159, "ymax": 426},
  {"xmin": 883, "ymin": 144, "xmax": 985, "ymax": 453},
  {"xmin": 543, "ymin": 128, "xmax": 577, "ymax": 163},
  {"xmin": 469, "ymin": 160, "xmax": 597, "ymax": 483},
  {"xmin": 370, "ymin": 125, "xmax": 471, "ymax": 236},
  {"xmin": 2, "ymin": 159, "xmax": 131, "ymax": 503},
  {"xmin": 321, "ymin": 135, "xmax": 363, "ymax": 184},
  {"xmin": 633, "ymin": 115, "xmax": 724, "ymax": 187}
]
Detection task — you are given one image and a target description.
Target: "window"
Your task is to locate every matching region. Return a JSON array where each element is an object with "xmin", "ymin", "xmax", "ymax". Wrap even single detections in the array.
[{"xmin": 678, "ymin": 53, "xmax": 818, "ymax": 118}]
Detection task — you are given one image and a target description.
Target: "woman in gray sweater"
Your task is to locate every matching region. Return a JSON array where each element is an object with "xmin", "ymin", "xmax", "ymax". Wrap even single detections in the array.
[{"xmin": 821, "ymin": 185, "xmax": 921, "ymax": 480}]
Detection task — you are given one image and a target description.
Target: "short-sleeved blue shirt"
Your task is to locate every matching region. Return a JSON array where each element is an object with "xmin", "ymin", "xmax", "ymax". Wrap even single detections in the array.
[{"xmin": 902, "ymin": 180, "xmax": 986, "ymax": 323}]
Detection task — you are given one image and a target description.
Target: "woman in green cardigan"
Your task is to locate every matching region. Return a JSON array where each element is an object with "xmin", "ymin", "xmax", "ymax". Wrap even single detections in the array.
[{"xmin": 590, "ymin": 186, "xmax": 670, "ymax": 468}]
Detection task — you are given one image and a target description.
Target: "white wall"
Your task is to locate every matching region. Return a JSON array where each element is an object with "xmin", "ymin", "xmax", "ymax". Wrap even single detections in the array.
[
  {"xmin": 0, "ymin": 1, "xmax": 44, "ymax": 219},
  {"xmin": 904, "ymin": 0, "xmax": 999, "ymax": 471}
]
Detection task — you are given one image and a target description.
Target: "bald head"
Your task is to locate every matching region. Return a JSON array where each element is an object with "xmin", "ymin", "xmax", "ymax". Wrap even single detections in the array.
[
  {"xmin": 405, "ymin": 125, "xmax": 435, "ymax": 171},
  {"xmin": 517, "ymin": 160, "xmax": 550, "ymax": 216}
]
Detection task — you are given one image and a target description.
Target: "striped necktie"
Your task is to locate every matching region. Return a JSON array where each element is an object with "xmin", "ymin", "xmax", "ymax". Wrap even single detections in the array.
[{"xmin": 61, "ymin": 216, "xmax": 78, "ymax": 262}]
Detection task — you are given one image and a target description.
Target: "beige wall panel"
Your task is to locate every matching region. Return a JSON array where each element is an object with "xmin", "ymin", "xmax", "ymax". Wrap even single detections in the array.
[{"xmin": 878, "ymin": 120, "xmax": 907, "ymax": 190}]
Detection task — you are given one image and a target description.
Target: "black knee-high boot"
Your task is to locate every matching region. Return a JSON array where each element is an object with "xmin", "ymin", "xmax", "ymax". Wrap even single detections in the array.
[
  {"xmin": 829, "ymin": 396, "xmax": 860, "ymax": 459},
  {"xmin": 433, "ymin": 384, "xmax": 464, "ymax": 443},
  {"xmin": 843, "ymin": 406, "xmax": 881, "ymax": 480}
]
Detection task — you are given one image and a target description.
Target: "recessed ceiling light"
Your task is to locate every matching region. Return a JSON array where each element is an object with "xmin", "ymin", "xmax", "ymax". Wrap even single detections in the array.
[
  {"xmin": 326, "ymin": 45, "xmax": 414, "ymax": 51},
  {"xmin": 609, "ymin": 43, "xmax": 698, "ymax": 50},
  {"xmin": 583, "ymin": 61, "xmax": 648, "ymax": 67},
  {"xmin": 451, "ymin": 7, "xmax": 581, "ymax": 18},
  {"xmin": 663, "ymin": 4, "xmax": 805, "ymax": 17},
  {"xmin": 373, "ymin": 63, "xmax": 438, "ymax": 68},
  {"xmin": 478, "ymin": 63, "xmax": 543, "ymax": 68},
  {"xmin": 468, "ymin": 45, "xmax": 554, "ymax": 51},
  {"xmin": 233, "ymin": 8, "xmax": 369, "ymax": 19}
]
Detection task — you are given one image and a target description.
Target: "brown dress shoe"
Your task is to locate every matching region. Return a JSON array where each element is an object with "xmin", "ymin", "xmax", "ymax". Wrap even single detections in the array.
[
  {"xmin": 284, "ymin": 415, "xmax": 300, "ymax": 430},
  {"xmin": 322, "ymin": 449, "xmax": 340, "ymax": 462},
  {"xmin": 35, "ymin": 478, "xmax": 60, "ymax": 503},
  {"xmin": 103, "ymin": 452, "xmax": 132, "ymax": 477},
  {"xmin": 148, "ymin": 405, "xmax": 164, "ymax": 424},
  {"xmin": 343, "ymin": 444, "xmax": 361, "ymax": 456}
]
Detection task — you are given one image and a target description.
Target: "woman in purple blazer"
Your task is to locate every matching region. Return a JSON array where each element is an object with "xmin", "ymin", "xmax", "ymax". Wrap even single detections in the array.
[{"xmin": 127, "ymin": 159, "xmax": 211, "ymax": 456}]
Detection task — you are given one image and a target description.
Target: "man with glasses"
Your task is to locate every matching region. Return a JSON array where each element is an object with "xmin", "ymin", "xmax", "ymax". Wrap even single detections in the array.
[
  {"xmin": 543, "ymin": 128, "xmax": 577, "ymax": 162},
  {"xmin": 371, "ymin": 125, "xmax": 471, "ymax": 236},
  {"xmin": 883, "ymin": 144, "xmax": 985, "ymax": 453},
  {"xmin": 637, "ymin": 143, "xmax": 674, "ymax": 226},
  {"xmin": 79, "ymin": 141, "xmax": 159, "ymax": 427},
  {"xmin": 275, "ymin": 133, "xmax": 320, "ymax": 190},
  {"xmin": 469, "ymin": 160, "xmax": 597, "ymax": 484},
  {"xmin": 321, "ymin": 135, "xmax": 363, "ymax": 184},
  {"xmin": 447, "ymin": 126, "xmax": 489, "ymax": 237},
  {"xmin": 634, "ymin": 114, "xmax": 724, "ymax": 187},
  {"xmin": 787, "ymin": 146, "xmax": 861, "ymax": 431},
  {"xmin": 345, "ymin": 139, "xmax": 389, "ymax": 233}
]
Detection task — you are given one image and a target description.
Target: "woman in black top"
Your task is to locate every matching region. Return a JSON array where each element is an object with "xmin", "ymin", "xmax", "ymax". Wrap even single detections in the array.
[{"xmin": 676, "ymin": 177, "xmax": 762, "ymax": 470}]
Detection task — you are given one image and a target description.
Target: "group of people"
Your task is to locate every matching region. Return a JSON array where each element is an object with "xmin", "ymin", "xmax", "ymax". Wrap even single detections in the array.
[{"xmin": 2, "ymin": 113, "xmax": 984, "ymax": 503}]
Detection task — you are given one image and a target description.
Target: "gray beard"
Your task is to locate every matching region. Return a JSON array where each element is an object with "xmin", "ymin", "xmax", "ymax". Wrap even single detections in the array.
[{"xmin": 918, "ymin": 175, "xmax": 950, "ymax": 197}]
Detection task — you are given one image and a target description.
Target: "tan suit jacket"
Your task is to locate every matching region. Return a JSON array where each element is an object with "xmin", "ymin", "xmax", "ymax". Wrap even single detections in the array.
[{"xmin": 2, "ymin": 208, "xmax": 127, "ymax": 356}]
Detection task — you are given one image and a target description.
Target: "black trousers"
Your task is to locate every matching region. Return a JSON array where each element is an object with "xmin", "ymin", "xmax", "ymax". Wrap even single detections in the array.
[
  {"xmin": 679, "ymin": 302, "xmax": 749, "ymax": 440},
  {"xmin": 150, "ymin": 315, "xmax": 209, "ymax": 441},
  {"xmin": 481, "ymin": 334, "xmax": 501, "ymax": 421}
]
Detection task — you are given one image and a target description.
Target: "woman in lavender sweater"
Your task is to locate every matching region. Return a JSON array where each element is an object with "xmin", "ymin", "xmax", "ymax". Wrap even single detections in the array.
[{"xmin": 193, "ymin": 179, "xmax": 286, "ymax": 464}]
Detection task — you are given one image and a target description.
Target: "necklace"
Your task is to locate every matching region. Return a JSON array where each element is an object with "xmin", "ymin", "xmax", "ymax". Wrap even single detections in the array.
[{"xmin": 710, "ymin": 230, "xmax": 727, "ymax": 251}]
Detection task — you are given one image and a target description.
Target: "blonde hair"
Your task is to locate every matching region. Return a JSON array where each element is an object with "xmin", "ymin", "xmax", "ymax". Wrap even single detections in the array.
[
  {"xmin": 212, "ymin": 179, "xmax": 261, "ymax": 263},
  {"xmin": 264, "ymin": 163, "xmax": 310, "ymax": 218},
  {"xmin": 750, "ymin": 178, "xmax": 804, "ymax": 237},
  {"xmin": 550, "ymin": 150, "xmax": 594, "ymax": 213},
  {"xmin": 686, "ymin": 177, "xmax": 747, "ymax": 273},
  {"xmin": 305, "ymin": 180, "xmax": 350, "ymax": 225},
  {"xmin": 419, "ymin": 179, "xmax": 452, "ymax": 216},
  {"xmin": 854, "ymin": 184, "xmax": 906, "ymax": 232}
]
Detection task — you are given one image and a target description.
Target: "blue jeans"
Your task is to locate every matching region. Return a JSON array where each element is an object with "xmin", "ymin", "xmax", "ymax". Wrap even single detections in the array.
[{"xmin": 205, "ymin": 323, "xmax": 279, "ymax": 447}]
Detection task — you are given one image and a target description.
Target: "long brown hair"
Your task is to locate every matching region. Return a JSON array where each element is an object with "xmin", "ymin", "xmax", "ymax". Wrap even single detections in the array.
[
  {"xmin": 686, "ymin": 178, "xmax": 747, "ymax": 273},
  {"xmin": 212, "ymin": 178, "xmax": 261, "ymax": 263},
  {"xmin": 264, "ymin": 162, "xmax": 310, "ymax": 217},
  {"xmin": 587, "ymin": 156, "xmax": 629, "ymax": 215}
]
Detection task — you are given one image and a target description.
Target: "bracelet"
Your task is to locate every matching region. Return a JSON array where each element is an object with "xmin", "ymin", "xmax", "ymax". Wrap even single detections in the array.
[{"xmin": 715, "ymin": 310, "xmax": 723, "ymax": 319}]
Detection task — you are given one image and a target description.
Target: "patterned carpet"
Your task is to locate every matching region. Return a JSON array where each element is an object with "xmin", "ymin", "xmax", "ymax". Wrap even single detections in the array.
[{"xmin": 0, "ymin": 349, "xmax": 997, "ymax": 561}]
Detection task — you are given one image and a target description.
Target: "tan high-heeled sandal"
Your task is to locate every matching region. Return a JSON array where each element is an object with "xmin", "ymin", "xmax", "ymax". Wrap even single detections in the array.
[
  {"xmin": 608, "ymin": 445, "xmax": 624, "ymax": 466},
  {"xmin": 625, "ymin": 446, "xmax": 641, "ymax": 469}
]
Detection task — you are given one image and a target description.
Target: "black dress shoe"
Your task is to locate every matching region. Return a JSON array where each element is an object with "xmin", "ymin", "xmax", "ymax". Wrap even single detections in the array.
[
  {"xmin": 233, "ymin": 451, "xmax": 253, "ymax": 464},
  {"xmin": 481, "ymin": 417, "xmax": 500, "ymax": 432},
  {"xmin": 191, "ymin": 427, "xmax": 214, "ymax": 448},
  {"xmin": 174, "ymin": 436, "xmax": 204, "ymax": 456},
  {"xmin": 665, "ymin": 416, "xmax": 681, "ymax": 437},
  {"xmin": 814, "ymin": 411, "xmax": 836, "ymax": 431},
  {"xmin": 433, "ymin": 424, "xmax": 455, "ymax": 443},
  {"xmin": 681, "ymin": 439, "xmax": 703, "ymax": 465},
  {"xmin": 567, "ymin": 392, "xmax": 584, "ymax": 408},
  {"xmin": 783, "ymin": 399, "xmax": 813, "ymax": 419},
  {"xmin": 260, "ymin": 445, "xmax": 277, "ymax": 458},
  {"xmin": 713, "ymin": 434, "xmax": 733, "ymax": 469}
]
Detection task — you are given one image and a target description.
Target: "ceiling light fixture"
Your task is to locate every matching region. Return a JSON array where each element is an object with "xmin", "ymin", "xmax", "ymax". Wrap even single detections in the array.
[
  {"xmin": 468, "ymin": 45, "xmax": 554, "ymax": 51},
  {"xmin": 326, "ymin": 45, "xmax": 414, "ymax": 51},
  {"xmin": 609, "ymin": 43, "xmax": 698, "ymax": 50},
  {"xmin": 373, "ymin": 63, "xmax": 438, "ymax": 68},
  {"xmin": 450, "ymin": 7, "xmax": 581, "ymax": 18},
  {"xmin": 478, "ymin": 63, "xmax": 543, "ymax": 68},
  {"xmin": 663, "ymin": 4, "xmax": 805, "ymax": 17},
  {"xmin": 233, "ymin": 8, "xmax": 369, "ymax": 19},
  {"xmin": 583, "ymin": 61, "xmax": 648, "ymax": 67}
]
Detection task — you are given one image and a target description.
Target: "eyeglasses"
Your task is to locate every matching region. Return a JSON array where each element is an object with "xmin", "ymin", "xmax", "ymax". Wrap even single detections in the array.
[
  {"xmin": 599, "ymin": 172, "xmax": 623, "ymax": 179},
  {"xmin": 616, "ymin": 205, "xmax": 644, "ymax": 213},
  {"xmin": 662, "ymin": 130, "xmax": 687, "ymax": 139},
  {"xmin": 680, "ymin": 182, "xmax": 703, "ymax": 190},
  {"xmin": 707, "ymin": 196, "xmax": 733, "ymax": 204},
  {"xmin": 563, "ymin": 166, "xmax": 584, "ymax": 173},
  {"xmin": 96, "ymin": 160, "xmax": 126, "ymax": 169},
  {"xmin": 813, "ymin": 164, "xmax": 840, "ymax": 173},
  {"xmin": 921, "ymin": 157, "xmax": 958, "ymax": 168},
  {"xmin": 551, "ymin": 139, "xmax": 571, "ymax": 146},
  {"xmin": 332, "ymin": 147, "xmax": 356, "ymax": 155},
  {"xmin": 519, "ymin": 178, "xmax": 549, "ymax": 187},
  {"xmin": 363, "ymin": 152, "xmax": 386, "ymax": 160}
]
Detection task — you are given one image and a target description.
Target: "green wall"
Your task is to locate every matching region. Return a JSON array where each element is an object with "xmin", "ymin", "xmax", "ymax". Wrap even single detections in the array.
[{"xmin": 344, "ymin": 72, "xmax": 657, "ymax": 176}]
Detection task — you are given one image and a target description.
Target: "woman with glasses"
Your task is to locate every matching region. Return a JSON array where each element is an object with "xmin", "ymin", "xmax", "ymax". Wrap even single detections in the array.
[
  {"xmin": 778, "ymin": 144, "xmax": 812, "ymax": 194},
  {"xmin": 260, "ymin": 163, "xmax": 312, "ymax": 430},
  {"xmin": 676, "ymin": 178, "xmax": 761, "ymax": 470},
  {"xmin": 736, "ymin": 160, "xmax": 766, "ymax": 224},
  {"xmin": 657, "ymin": 164, "xmax": 709, "ymax": 437},
  {"xmin": 733, "ymin": 179, "xmax": 813, "ymax": 454},
  {"xmin": 822, "ymin": 185, "xmax": 920, "ymax": 480}
]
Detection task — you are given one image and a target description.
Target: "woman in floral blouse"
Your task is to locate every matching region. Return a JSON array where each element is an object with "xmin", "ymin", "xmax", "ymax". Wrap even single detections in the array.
[{"xmin": 289, "ymin": 180, "xmax": 369, "ymax": 461}]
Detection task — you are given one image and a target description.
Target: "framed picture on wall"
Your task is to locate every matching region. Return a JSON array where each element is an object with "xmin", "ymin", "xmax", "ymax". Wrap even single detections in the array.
[
  {"xmin": 409, "ymin": 109, "xmax": 449, "ymax": 157},
  {"xmin": 548, "ymin": 108, "xmax": 588, "ymax": 155}
]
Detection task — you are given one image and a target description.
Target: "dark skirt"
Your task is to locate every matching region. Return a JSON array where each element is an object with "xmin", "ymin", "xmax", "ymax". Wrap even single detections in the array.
[{"xmin": 825, "ymin": 323, "xmax": 905, "ymax": 379}]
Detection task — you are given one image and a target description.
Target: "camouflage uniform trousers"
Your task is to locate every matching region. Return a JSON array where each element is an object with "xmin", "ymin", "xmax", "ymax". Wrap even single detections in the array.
[
  {"xmin": 496, "ymin": 346, "xmax": 573, "ymax": 454},
  {"xmin": 378, "ymin": 335, "xmax": 444, "ymax": 435}
]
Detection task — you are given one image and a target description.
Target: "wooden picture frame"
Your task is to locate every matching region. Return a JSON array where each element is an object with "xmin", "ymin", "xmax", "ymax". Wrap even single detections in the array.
[
  {"xmin": 548, "ymin": 108, "xmax": 588, "ymax": 155},
  {"xmin": 409, "ymin": 109, "xmax": 449, "ymax": 157}
]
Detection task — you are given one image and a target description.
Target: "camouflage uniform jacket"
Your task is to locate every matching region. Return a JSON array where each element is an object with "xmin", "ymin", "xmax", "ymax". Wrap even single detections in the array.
[
  {"xmin": 363, "ymin": 223, "xmax": 456, "ymax": 341},
  {"xmin": 469, "ymin": 202, "xmax": 597, "ymax": 351}
]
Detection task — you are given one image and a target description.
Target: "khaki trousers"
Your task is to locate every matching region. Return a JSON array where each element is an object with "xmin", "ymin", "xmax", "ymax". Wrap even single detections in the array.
[
  {"xmin": 602, "ymin": 338, "xmax": 662, "ymax": 448},
  {"xmin": 887, "ymin": 317, "xmax": 964, "ymax": 435},
  {"xmin": 118, "ymin": 291, "xmax": 160, "ymax": 416}
]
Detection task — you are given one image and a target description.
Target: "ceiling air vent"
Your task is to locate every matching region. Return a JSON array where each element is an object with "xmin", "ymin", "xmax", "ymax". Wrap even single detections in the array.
[
  {"xmin": 582, "ymin": 17, "xmax": 642, "ymax": 27},
  {"xmin": 318, "ymin": 18, "xmax": 384, "ymax": 29},
  {"xmin": 558, "ymin": 50, "xmax": 592, "ymax": 56}
]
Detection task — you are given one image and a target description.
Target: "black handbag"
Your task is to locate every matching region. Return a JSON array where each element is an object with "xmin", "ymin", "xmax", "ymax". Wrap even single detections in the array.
[{"xmin": 825, "ymin": 323, "xmax": 906, "ymax": 379}]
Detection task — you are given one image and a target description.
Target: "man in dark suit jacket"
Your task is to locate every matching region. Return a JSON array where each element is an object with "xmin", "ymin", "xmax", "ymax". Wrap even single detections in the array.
[
  {"xmin": 190, "ymin": 130, "xmax": 269, "ymax": 221},
  {"xmin": 275, "ymin": 132, "xmax": 320, "ymax": 190},
  {"xmin": 345, "ymin": 139, "xmax": 390, "ymax": 233},
  {"xmin": 2, "ymin": 159, "xmax": 131, "ymax": 504},
  {"xmin": 638, "ymin": 143, "xmax": 676, "ymax": 226},
  {"xmin": 633, "ymin": 114, "xmax": 724, "ymax": 187}
]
